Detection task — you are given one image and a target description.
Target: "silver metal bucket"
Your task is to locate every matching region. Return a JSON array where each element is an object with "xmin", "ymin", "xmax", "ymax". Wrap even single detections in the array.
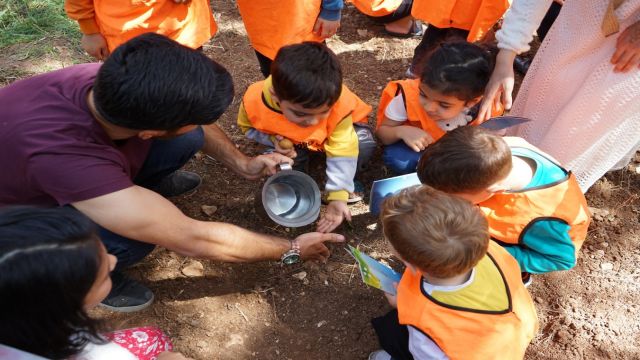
[{"xmin": 261, "ymin": 163, "xmax": 321, "ymax": 227}]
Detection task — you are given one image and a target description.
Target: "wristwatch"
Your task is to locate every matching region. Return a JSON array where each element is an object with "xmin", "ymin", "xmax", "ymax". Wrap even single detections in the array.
[{"xmin": 281, "ymin": 239, "xmax": 301, "ymax": 265}]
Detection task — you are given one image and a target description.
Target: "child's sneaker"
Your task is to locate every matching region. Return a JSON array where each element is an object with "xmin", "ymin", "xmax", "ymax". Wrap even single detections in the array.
[
  {"xmin": 369, "ymin": 350, "xmax": 392, "ymax": 360},
  {"xmin": 521, "ymin": 272, "xmax": 533, "ymax": 287}
]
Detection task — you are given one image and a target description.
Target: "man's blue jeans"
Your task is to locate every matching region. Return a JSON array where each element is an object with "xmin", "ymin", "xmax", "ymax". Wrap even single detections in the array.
[
  {"xmin": 100, "ymin": 126, "xmax": 205, "ymax": 271},
  {"xmin": 382, "ymin": 141, "xmax": 424, "ymax": 175}
]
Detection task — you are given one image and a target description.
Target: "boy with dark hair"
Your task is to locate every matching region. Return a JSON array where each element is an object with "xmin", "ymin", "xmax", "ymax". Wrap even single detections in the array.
[
  {"xmin": 238, "ymin": 42, "xmax": 376, "ymax": 233},
  {"xmin": 370, "ymin": 185, "xmax": 538, "ymax": 360},
  {"xmin": 0, "ymin": 33, "xmax": 345, "ymax": 313},
  {"xmin": 417, "ymin": 126, "xmax": 591, "ymax": 282}
]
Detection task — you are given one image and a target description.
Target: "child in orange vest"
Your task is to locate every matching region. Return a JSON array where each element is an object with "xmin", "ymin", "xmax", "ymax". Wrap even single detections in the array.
[
  {"xmin": 348, "ymin": 0, "xmax": 421, "ymax": 38},
  {"xmin": 64, "ymin": 0, "xmax": 216, "ymax": 60},
  {"xmin": 236, "ymin": 0, "xmax": 344, "ymax": 77},
  {"xmin": 237, "ymin": 42, "xmax": 376, "ymax": 233},
  {"xmin": 417, "ymin": 127, "xmax": 591, "ymax": 284},
  {"xmin": 376, "ymin": 41, "xmax": 501, "ymax": 174},
  {"xmin": 409, "ymin": 0, "xmax": 510, "ymax": 76},
  {"xmin": 370, "ymin": 185, "xmax": 538, "ymax": 360}
]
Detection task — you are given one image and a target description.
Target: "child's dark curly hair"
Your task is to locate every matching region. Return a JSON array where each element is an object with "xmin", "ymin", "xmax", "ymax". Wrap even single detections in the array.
[{"xmin": 421, "ymin": 41, "xmax": 497, "ymax": 101}]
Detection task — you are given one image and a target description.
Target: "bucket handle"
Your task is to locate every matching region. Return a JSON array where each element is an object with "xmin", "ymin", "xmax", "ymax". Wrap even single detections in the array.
[{"xmin": 277, "ymin": 162, "xmax": 292, "ymax": 172}]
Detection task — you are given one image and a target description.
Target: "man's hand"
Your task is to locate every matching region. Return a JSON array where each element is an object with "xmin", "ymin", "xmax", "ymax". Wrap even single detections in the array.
[
  {"xmin": 398, "ymin": 126, "xmax": 433, "ymax": 152},
  {"xmin": 316, "ymin": 200, "xmax": 351, "ymax": 233},
  {"xmin": 478, "ymin": 49, "xmax": 516, "ymax": 122},
  {"xmin": 313, "ymin": 17, "xmax": 340, "ymax": 39},
  {"xmin": 243, "ymin": 153, "xmax": 294, "ymax": 180},
  {"xmin": 295, "ymin": 231, "xmax": 345, "ymax": 262},
  {"xmin": 273, "ymin": 135, "xmax": 297, "ymax": 158},
  {"xmin": 81, "ymin": 33, "xmax": 109, "ymax": 60},
  {"xmin": 611, "ymin": 20, "xmax": 640, "ymax": 73}
]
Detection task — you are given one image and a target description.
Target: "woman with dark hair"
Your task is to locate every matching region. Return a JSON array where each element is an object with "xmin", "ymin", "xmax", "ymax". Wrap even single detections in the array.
[{"xmin": 0, "ymin": 207, "xmax": 190, "ymax": 360}]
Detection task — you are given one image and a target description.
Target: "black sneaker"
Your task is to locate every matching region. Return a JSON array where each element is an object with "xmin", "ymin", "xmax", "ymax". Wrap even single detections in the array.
[
  {"xmin": 100, "ymin": 272, "xmax": 154, "ymax": 313},
  {"xmin": 150, "ymin": 170, "xmax": 201, "ymax": 197},
  {"xmin": 521, "ymin": 272, "xmax": 533, "ymax": 287}
]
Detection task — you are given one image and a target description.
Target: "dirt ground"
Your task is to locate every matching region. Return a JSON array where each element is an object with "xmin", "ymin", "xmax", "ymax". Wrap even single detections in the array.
[{"xmin": 2, "ymin": 1, "xmax": 640, "ymax": 359}]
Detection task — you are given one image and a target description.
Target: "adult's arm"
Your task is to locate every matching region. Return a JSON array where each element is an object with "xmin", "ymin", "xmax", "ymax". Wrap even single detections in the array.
[
  {"xmin": 477, "ymin": 0, "xmax": 554, "ymax": 121},
  {"xmin": 201, "ymin": 123, "xmax": 292, "ymax": 180},
  {"xmin": 73, "ymin": 186, "xmax": 344, "ymax": 262}
]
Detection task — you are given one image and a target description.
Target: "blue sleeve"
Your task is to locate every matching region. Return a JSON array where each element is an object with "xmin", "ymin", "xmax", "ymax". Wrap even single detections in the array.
[
  {"xmin": 504, "ymin": 218, "xmax": 576, "ymax": 274},
  {"xmin": 320, "ymin": 0, "xmax": 344, "ymax": 20}
]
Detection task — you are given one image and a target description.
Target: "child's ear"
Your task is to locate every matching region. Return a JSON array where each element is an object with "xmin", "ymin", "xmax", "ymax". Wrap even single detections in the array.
[{"xmin": 466, "ymin": 96, "xmax": 483, "ymax": 107}]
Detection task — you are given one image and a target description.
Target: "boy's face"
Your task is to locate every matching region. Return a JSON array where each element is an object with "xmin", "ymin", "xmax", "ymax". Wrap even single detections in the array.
[
  {"xmin": 418, "ymin": 83, "xmax": 480, "ymax": 122},
  {"xmin": 278, "ymin": 100, "xmax": 332, "ymax": 127}
]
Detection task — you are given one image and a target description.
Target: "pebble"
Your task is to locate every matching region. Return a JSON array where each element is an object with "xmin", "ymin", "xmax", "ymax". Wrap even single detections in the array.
[
  {"xmin": 600, "ymin": 262, "xmax": 614, "ymax": 271},
  {"xmin": 292, "ymin": 271, "xmax": 307, "ymax": 280},
  {"xmin": 181, "ymin": 260, "xmax": 204, "ymax": 277},
  {"xmin": 201, "ymin": 205, "xmax": 218, "ymax": 216},
  {"xmin": 317, "ymin": 320, "xmax": 328, "ymax": 328}
]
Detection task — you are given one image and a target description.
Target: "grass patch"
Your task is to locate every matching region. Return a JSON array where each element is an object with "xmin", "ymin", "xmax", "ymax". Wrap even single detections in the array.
[{"xmin": 0, "ymin": 0, "xmax": 80, "ymax": 49}]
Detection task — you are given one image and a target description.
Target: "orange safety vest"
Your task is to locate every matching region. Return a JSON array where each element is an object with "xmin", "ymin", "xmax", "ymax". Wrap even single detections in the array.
[
  {"xmin": 411, "ymin": 0, "xmax": 510, "ymax": 42},
  {"xmin": 376, "ymin": 79, "xmax": 502, "ymax": 141},
  {"xmin": 93, "ymin": 0, "xmax": 216, "ymax": 51},
  {"xmin": 236, "ymin": 1, "xmax": 325, "ymax": 60},
  {"xmin": 348, "ymin": 0, "xmax": 403, "ymax": 17},
  {"xmin": 479, "ymin": 147, "xmax": 591, "ymax": 253},
  {"xmin": 242, "ymin": 82, "xmax": 372, "ymax": 151},
  {"xmin": 397, "ymin": 241, "xmax": 538, "ymax": 360}
]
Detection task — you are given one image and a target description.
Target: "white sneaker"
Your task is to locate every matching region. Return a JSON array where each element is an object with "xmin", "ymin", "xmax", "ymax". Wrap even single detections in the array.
[{"xmin": 369, "ymin": 350, "xmax": 392, "ymax": 360}]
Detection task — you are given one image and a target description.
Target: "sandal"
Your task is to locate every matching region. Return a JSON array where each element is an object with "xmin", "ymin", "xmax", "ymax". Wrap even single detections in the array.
[{"xmin": 384, "ymin": 20, "xmax": 424, "ymax": 39}]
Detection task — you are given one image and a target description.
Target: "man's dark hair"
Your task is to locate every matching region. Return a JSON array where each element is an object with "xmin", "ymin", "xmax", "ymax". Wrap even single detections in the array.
[
  {"xmin": 421, "ymin": 41, "xmax": 496, "ymax": 101},
  {"xmin": 417, "ymin": 126, "xmax": 512, "ymax": 193},
  {"xmin": 271, "ymin": 42, "xmax": 343, "ymax": 108},
  {"xmin": 0, "ymin": 207, "xmax": 105, "ymax": 359},
  {"xmin": 93, "ymin": 33, "xmax": 234, "ymax": 130}
]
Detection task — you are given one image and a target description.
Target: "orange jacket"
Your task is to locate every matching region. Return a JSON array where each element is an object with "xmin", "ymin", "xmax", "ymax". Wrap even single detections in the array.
[
  {"xmin": 397, "ymin": 241, "xmax": 538, "ymax": 359},
  {"xmin": 479, "ymin": 148, "xmax": 591, "ymax": 253},
  {"xmin": 236, "ymin": 0, "xmax": 325, "ymax": 60},
  {"xmin": 376, "ymin": 79, "xmax": 502, "ymax": 141},
  {"xmin": 242, "ymin": 81, "xmax": 371, "ymax": 151},
  {"xmin": 411, "ymin": 0, "xmax": 510, "ymax": 42},
  {"xmin": 348, "ymin": 0, "xmax": 403, "ymax": 17},
  {"xmin": 65, "ymin": 0, "xmax": 216, "ymax": 51}
]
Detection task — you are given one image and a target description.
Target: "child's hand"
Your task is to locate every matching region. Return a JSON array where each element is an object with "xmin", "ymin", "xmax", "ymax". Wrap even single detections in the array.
[
  {"xmin": 273, "ymin": 135, "xmax": 297, "ymax": 158},
  {"xmin": 313, "ymin": 17, "xmax": 340, "ymax": 39},
  {"xmin": 81, "ymin": 33, "xmax": 109, "ymax": 60},
  {"xmin": 399, "ymin": 126, "xmax": 433, "ymax": 152},
  {"xmin": 317, "ymin": 200, "xmax": 351, "ymax": 233},
  {"xmin": 384, "ymin": 282, "xmax": 399, "ymax": 308}
]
